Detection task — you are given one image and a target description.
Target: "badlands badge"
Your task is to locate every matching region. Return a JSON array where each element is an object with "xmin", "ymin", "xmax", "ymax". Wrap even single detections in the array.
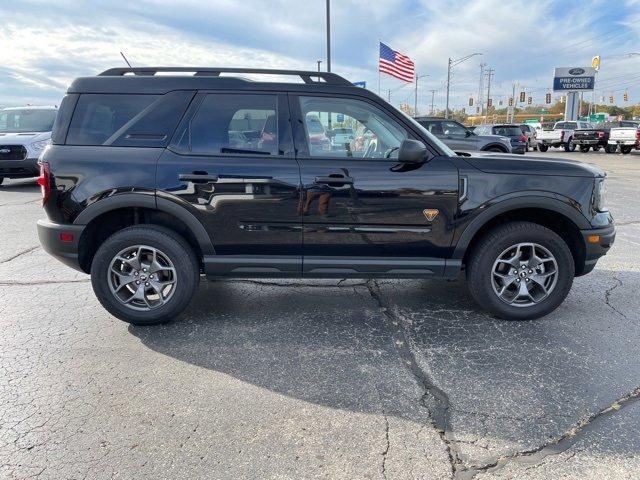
[{"xmin": 423, "ymin": 209, "xmax": 439, "ymax": 221}]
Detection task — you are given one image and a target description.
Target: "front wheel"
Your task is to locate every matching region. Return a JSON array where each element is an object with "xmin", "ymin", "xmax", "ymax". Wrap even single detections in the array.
[
  {"xmin": 91, "ymin": 225, "xmax": 200, "ymax": 325},
  {"xmin": 621, "ymin": 146, "xmax": 632, "ymax": 154},
  {"xmin": 466, "ymin": 221, "xmax": 574, "ymax": 320},
  {"xmin": 538, "ymin": 144, "xmax": 549, "ymax": 152},
  {"xmin": 579, "ymin": 145, "xmax": 590, "ymax": 153}
]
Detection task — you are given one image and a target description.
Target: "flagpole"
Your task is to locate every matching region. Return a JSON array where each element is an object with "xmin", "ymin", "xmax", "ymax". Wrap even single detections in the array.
[{"xmin": 378, "ymin": 39, "xmax": 381, "ymax": 96}]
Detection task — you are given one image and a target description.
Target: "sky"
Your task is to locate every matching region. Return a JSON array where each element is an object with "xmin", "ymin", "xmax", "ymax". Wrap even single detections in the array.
[{"xmin": 2, "ymin": 0, "xmax": 640, "ymax": 114}]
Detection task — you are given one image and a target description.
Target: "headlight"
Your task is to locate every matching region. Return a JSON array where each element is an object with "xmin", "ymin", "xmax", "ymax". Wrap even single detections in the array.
[
  {"xmin": 592, "ymin": 178, "xmax": 607, "ymax": 212},
  {"xmin": 31, "ymin": 139, "xmax": 51, "ymax": 154}
]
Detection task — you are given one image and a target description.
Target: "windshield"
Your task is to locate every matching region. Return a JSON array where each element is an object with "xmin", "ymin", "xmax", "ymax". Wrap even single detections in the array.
[
  {"xmin": 400, "ymin": 113, "xmax": 457, "ymax": 156},
  {"xmin": 0, "ymin": 109, "xmax": 57, "ymax": 133}
]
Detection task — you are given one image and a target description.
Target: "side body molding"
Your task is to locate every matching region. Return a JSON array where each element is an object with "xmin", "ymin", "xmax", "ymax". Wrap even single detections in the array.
[
  {"xmin": 451, "ymin": 194, "xmax": 591, "ymax": 260},
  {"xmin": 73, "ymin": 192, "xmax": 215, "ymax": 255}
]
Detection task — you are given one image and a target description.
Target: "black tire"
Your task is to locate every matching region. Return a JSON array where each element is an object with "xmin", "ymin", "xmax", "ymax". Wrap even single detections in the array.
[
  {"xmin": 579, "ymin": 145, "xmax": 590, "ymax": 153},
  {"xmin": 564, "ymin": 138, "xmax": 576, "ymax": 152},
  {"xmin": 592, "ymin": 145, "xmax": 601, "ymax": 152},
  {"xmin": 0, "ymin": 177, "xmax": 4, "ymax": 186},
  {"xmin": 466, "ymin": 221, "xmax": 575, "ymax": 321},
  {"xmin": 91, "ymin": 225, "xmax": 200, "ymax": 325},
  {"xmin": 605, "ymin": 144, "xmax": 617, "ymax": 154},
  {"xmin": 485, "ymin": 146, "xmax": 507, "ymax": 153},
  {"xmin": 538, "ymin": 144, "xmax": 549, "ymax": 152},
  {"xmin": 621, "ymin": 146, "xmax": 632, "ymax": 154}
]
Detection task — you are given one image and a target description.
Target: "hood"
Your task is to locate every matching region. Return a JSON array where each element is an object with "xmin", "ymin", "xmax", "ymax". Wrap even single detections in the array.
[
  {"xmin": 460, "ymin": 152, "xmax": 604, "ymax": 178},
  {"xmin": 0, "ymin": 131, "xmax": 51, "ymax": 144}
]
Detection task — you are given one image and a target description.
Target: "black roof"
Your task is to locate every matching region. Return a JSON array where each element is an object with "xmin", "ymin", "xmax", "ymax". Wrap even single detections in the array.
[{"xmin": 68, "ymin": 67, "xmax": 359, "ymax": 95}]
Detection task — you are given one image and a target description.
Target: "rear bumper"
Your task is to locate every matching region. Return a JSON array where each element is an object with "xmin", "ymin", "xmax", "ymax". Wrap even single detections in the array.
[
  {"xmin": 574, "ymin": 139, "xmax": 604, "ymax": 145},
  {"xmin": 37, "ymin": 219, "xmax": 86, "ymax": 272},
  {"xmin": 579, "ymin": 224, "xmax": 616, "ymax": 275},
  {"xmin": 0, "ymin": 157, "xmax": 39, "ymax": 178},
  {"xmin": 608, "ymin": 140, "xmax": 638, "ymax": 147}
]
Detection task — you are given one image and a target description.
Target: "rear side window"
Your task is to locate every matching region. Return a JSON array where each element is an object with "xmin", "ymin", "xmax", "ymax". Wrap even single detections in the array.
[
  {"xmin": 182, "ymin": 93, "xmax": 278, "ymax": 155},
  {"xmin": 67, "ymin": 94, "xmax": 159, "ymax": 145}
]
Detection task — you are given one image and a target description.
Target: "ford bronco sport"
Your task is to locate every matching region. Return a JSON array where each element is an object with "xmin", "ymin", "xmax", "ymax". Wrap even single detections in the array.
[{"xmin": 37, "ymin": 67, "xmax": 615, "ymax": 325}]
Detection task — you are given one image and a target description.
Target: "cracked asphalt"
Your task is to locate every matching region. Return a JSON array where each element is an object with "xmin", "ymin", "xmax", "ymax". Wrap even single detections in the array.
[{"xmin": 1, "ymin": 150, "xmax": 639, "ymax": 479}]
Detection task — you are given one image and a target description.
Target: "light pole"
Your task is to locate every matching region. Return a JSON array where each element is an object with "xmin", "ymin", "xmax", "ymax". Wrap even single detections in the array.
[
  {"xmin": 414, "ymin": 74, "xmax": 429, "ymax": 116},
  {"xmin": 429, "ymin": 89, "xmax": 437, "ymax": 115},
  {"xmin": 445, "ymin": 53, "xmax": 481, "ymax": 119},
  {"xmin": 326, "ymin": 0, "xmax": 331, "ymax": 72}
]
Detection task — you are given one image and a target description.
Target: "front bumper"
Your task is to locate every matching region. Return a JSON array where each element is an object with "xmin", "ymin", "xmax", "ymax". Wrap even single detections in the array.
[
  {"xmin": 0, "ymin": 157, "xmax": 39, "ymax": 178},
  {"xmin": 37, "ymin": 219, "xmax": 86, "ymax": 272},
  {"xmin": 579, "ymin": 224, "xmax": 616, "ymax": 276}
]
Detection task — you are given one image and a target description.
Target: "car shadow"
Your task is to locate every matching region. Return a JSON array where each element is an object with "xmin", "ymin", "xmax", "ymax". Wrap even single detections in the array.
[
  {"xmin": 0, "ymin": 178, "xmax": 38, "ymax": 192},
  {"xmin": 128, "ymin": 270, "xmax": 640, "ymax": 465}
]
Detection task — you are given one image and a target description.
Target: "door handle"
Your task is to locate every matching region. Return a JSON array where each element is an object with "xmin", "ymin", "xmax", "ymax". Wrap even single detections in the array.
[
  {"xmin": 314, "ymin": 175, "xmax": 354, "ymax": 185},
  {"xmin": 178, "ymin": 173, "xmax": 219, "ymax": 183}
]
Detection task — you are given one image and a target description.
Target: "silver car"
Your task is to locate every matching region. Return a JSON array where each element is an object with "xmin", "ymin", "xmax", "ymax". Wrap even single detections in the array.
[{"xmin": 414, "ymin": 117, "xmax": 513, "ymax": 153}]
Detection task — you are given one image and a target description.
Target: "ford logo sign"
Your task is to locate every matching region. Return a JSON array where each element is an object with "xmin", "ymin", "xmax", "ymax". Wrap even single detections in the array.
[{"xmin": 569, "ymin": 68, "xmax": 585, "ymax": 75}]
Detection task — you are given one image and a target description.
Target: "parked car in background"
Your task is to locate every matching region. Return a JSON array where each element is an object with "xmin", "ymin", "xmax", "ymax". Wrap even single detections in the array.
[
  {"xmin": 518, "ymin": 124, "xmax": 537, "ymax": 151},
  {"xmin": 473, "ymin": 124, "xmax": 527, "ymax": 154},
  {"xmin": 608, "ymin": 121, "xmax": 640, "ymax": 154},
  {"xmin": 414, "ymin": 117, "xmax": 513, "ymax": 153},
  {"xmin": 536, "ymin": 121, "xmax": 592, "ymax": 152},
  {"xmin": 572, "ymin": 121, "xmax": 636, "ymax": 153},
  {"xmin": 330, "ymin": 127, "xmax": 355, "ymax": 147},
  {"xmin": 0, "ymin": 105, "xmax": 57, "ymax": 185}
]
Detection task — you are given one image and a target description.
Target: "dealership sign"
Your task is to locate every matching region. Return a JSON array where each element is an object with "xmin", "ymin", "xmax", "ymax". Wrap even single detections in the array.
[{"xmin": 553, "ymin": 67, "xmax": 596, "ymax": 91}]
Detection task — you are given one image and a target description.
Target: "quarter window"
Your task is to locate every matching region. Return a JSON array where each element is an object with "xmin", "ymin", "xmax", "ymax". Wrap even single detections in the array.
[
  {"xmin": 184, "ymin": 94, "xmax": 278, "ymax": 155},
  {"xmin": 298, "ymin": 96, "xmax": 408, "ymax": 158}
]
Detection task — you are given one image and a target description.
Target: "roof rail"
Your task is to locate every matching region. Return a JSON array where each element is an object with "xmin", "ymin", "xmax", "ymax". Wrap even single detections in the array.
[{"xmin": 98, "ymin": 67, "xmax": 352, "ymax": 86}]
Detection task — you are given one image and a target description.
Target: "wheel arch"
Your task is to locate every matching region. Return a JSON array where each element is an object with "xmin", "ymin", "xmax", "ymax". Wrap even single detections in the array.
[
  {"xmin": 74, "ymin": 194, "xmax": 214, "ymax": 273},
  {"xmin": 480, "ymin": 143, "xmax": 509, "ymax": 152},
  {"xmin": 454, "ymin": 196, "xmax": 590, "ymax": 276}
]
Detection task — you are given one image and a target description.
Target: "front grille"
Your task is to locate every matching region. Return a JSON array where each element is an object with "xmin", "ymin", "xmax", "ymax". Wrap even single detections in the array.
[{"xmin": 0, "ymin": 145, "xmax": 28, "ymax": 161}]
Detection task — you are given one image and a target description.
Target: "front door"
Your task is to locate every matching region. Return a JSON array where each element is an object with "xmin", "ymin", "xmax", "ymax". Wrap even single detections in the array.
[
  {"xmin": 157, "ymin": 91, "xmax": 302, "ymax": 276},
  {"xmin": 291, "ymin": 93, "xmax": 459, "ymax": 277}
]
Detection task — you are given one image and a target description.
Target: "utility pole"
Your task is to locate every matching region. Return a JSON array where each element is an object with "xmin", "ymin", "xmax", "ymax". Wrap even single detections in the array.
[
  {"xmin": 429, "ymin": 89, "xmax": 436, "ymax": 115},
  {"xmin": 484, "ymin": 68, "xmax": 495, "ymax": 124},
  {"xmin": 478, "ymin": 62, "xmax": 486, "ymax": 117},
  {"xmin": 326, "ymin": 0, "xmax": 331, "ymax": 72},
  {"xmin": 445, "ymin": 53, "xmax": 482, "ymax": 119},
  {"xmin": 388, "ymin": 89, "xmax": 391, "ymax": 103},
  {"xmin": 317, "ymin": 60, "xmax": 322, "ymax": 81},
  {"xmin": 414, "ymin": 74, "xmax": 429, "ymax": 117},
  {"xmin": 510, "ymin": 82, "xmax": 518, "ymax": 123}
]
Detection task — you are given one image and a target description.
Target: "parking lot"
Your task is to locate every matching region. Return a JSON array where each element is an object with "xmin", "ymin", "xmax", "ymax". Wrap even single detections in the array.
[{"xmin": 0, "ymin": 149, "xmax": 638, "ymax": 479}]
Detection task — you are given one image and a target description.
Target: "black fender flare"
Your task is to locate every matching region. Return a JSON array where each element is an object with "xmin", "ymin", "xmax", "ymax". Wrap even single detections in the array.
[
  {"xmin": 480, "ymin": 143, "xmax": 509, "ymax": 152},
  {"xmin": 73, "ymin": 193, "xmax": 215, "ymax": 255},
  {"xmin": 451, "ymin": 193, "xmax": 590, "ymax": 259}
]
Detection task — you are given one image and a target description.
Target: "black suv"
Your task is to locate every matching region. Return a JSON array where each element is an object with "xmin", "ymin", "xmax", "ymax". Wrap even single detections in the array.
[{"xmin": 37, "ymin": 67, "xmax": 615, "ymax": 325}]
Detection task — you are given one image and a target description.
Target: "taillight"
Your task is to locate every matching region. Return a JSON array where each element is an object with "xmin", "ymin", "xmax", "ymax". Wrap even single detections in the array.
[
  {"xmin": 636, "ymin": 130, "xmax": 640, "ymax": 141},
  {"xmin": 560, "ymin": 130, "xmax": 565, "ymax": 141},
  {"xmin": 519, "ymin": 135, "xmax": 527, "ymax": 143},
  {"xmin": 597, "ymin": 131, "xmax": 605, "ymax": 139},
  {"xmin": 36, "ymin": 162, "xmax": 51, "ymax": 205}
]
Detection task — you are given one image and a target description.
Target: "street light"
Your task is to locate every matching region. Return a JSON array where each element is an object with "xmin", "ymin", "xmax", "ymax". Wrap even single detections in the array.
[
  {"xmin": 445, "ymin": 53, "xmax": 482, "ymax": 118},
  {"xmin": 414, "ymin": 74, "xmax": 429, "ymax": 116}
]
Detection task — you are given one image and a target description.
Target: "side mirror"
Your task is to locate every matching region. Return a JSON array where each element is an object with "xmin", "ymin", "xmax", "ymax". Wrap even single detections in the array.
[
  {"xmin": 398, "ymin": 138, "xmax": 428, "ymax": 164},
  {"xmin": 465, "ymin": 130, "xmax": 472, "ymax": 137}
]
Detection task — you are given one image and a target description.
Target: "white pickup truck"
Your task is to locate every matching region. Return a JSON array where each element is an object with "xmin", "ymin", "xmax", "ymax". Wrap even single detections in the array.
[
  {"xmin": 536, "ymin": 120, "xmax": 592, "ymax": 152},
  {"xmin": 608, "ymin": 122, "xmax": 639, "ymax": 154}
]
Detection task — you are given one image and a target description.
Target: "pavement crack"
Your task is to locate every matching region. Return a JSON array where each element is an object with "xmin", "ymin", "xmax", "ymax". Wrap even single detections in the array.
[
  {"xmin": 0, "ymin": 245, "xmax": 40, "ymax": 264},
  {"xmin": 457, "ymin": 386, "xmax": 640, "ymax": 479},
  {"xmin": 366, "ymin": 279, "xmax": 462, "ymax": 478},
  {"xmin": 0, "ymin": 279, "xmax": 89, "ymax": 286},
  {"xmin": 381, "ymin": 411, "xmax": 390, "ymax": 480},
  {"xmin": 604, "ymin": 272, "xmax": 627, "ymax": 319},
  {"xmin": 615, "ymin": 219, "xmax": 640, "ymax": 226}
]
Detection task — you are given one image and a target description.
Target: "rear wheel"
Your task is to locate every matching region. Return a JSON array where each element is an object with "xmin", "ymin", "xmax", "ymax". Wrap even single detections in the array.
[
  {"xmin": 605, "ymin": 144, "xmax": 617, "ymax": 154},
  {"xmin": 485, "ymin": 146, "xmax": 507, "ymax": 153},
  {"xmin": 579, "ymin": 145, "xmax": 590, "ymax": 153},
  {"xmin": 592, "ymin": 145, "xmax": 601, "ymax": 152},
  {"xmin": 466, "ymin": 221, "xmax": 574, "ymax": 320},
  {"xmin": 621, "ymin": 146, "xmax": 632, "ymax": 154},
  {"xmin": 91, "ymin": 225, "xmax": 200, "ymax": 325},
  {"xmin": 564, "ymin": 138, "xmax": 576, "ymax": 152},
  {"xmin": 538, "ymin": 144, "xmax": 549, "ymax": 152}
]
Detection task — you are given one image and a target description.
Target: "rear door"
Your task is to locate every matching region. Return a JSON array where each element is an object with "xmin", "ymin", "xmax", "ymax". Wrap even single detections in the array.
[{"xmin": 157, "ymin": 91, "xmax": 303, "ymax": 276}]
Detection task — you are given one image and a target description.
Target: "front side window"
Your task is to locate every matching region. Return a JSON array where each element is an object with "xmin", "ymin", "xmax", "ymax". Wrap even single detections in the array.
[
  {"xmin": 186, "ymin": 94, "xmax": 278, "ymax": 155},
  {"xmin": 298, "ymin": 96, "xmax": 408, "ymax": 158},
  {"xmin": 441, "ymin": 121, "xmax": 468, "ymax": 136}
]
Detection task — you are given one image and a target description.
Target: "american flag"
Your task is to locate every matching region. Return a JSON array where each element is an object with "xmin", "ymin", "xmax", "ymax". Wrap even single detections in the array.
[{"xmin": 379, "ymin": 42, "xmax": 414, "ymax": 83}]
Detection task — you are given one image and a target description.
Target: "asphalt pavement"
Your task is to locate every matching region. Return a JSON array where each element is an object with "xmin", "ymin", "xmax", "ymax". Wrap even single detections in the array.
[{"xmin": 1, "ymin": 149, "xmax": 639, "ymax": 479}]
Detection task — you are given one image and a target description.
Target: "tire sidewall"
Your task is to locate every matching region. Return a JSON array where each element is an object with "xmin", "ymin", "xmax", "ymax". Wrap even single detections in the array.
[
  {"xmin": 91, "ymin": 226, "xmax": 199, "ymax": 325},
  {"xmin": 468, "ymin": 223, "xmax": 575, "ymax": 320}
]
